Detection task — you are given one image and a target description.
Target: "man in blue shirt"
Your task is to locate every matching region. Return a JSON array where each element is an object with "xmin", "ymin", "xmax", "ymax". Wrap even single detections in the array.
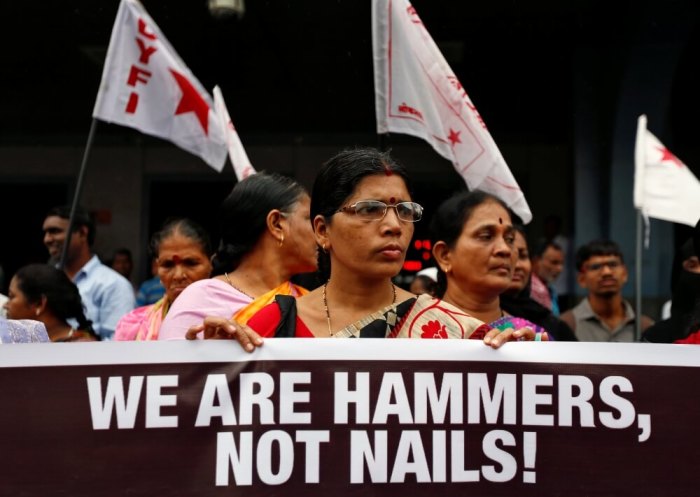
[
  {"xmin": 42, "ymin": 206, "xmax": 135, "ymax": 340},
  {"xmin": 136, "ymin": 258, "xmax": 165, "ymax": 306}
]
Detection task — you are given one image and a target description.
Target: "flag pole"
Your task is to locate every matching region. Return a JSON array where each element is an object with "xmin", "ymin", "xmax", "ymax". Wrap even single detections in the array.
[
  {"xmin": 377, "ymin": 133, "xmax": 389, "ymax": 152},
  {"xmin": 632, "ymin": 114, "xmax": 648, "ymax": 342},
  {"xmin": 635, "ymin": 208, "xmax": 643, "ymax": 341},
  {"xmin": 58, "ymin": 118, "xmax": 98, "ymax": 270}
]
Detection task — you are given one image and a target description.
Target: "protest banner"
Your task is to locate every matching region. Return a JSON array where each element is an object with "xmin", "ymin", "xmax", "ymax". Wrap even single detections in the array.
[{"xmin": 1, "ymin": 340, "xmax": 698, "ymax": 496}]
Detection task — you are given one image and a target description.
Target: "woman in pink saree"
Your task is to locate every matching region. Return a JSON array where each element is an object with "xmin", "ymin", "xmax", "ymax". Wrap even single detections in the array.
[{"xmin": 114, "ymin": 218, "xmax": 212, "ymax": 341}]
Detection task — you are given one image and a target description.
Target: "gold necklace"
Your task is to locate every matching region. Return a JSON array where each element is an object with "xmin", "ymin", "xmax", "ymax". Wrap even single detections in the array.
[
  {"xmin": 323, "ymin": 281, "xmax": 397, "ymax": 336},
  {"xmin": 223, "ymin": 272, "xmax": 253, "ymax": 299}
]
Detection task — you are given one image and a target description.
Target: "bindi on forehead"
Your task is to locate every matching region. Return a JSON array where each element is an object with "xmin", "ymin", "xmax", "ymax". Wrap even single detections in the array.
[
  {"xmin": 389, "ymin": 196, "xmax": 396, "ymax": 204},
  {"xmin": 499, "ymin": 217, "xmax": 503, "ymax": 225},
  {"xmin": 172, "ymin": 255, "xmax": 182, "ymax": 264}
]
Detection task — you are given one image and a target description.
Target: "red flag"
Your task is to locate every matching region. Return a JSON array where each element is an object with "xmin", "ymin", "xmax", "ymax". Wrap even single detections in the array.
[
  {"xmin": 93, "ymin": 0, "xmax": 227, "ymax": 171},
  {"xmin": 372, "ymin": 0, "xmax": 532, "ymax": 223}
]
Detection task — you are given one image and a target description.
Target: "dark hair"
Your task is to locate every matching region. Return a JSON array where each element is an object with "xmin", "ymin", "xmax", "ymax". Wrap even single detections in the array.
[
  {"xmin": 310, "ymin": 147, "xmax": 412, "ymax": 280},
  {"xmin": 574, "ymin": 239, "xmax": 624, "ymax": 271},
  {"xmin": 46, "ymin": 205, "xmax": 96, "ymax": 247},
  {"xmin": 670, "ymin": 238, "xmax": 695, "ymax": 293},
  {"xmin": 509, "ymin": 224, "xmax": 532, "ymax": 296},
  {"xmin": 430, "ymin": 190, "xmax": 512, "ymax": 297},
  {"xmin": 212, "ymin": 172, "xmax": 306, "ymax": 275},
  {"xmin": 676, "ymin": 238, "xmax": 700, "ymax": 337},
  {"xmin": 14, "ymin": 264, "xmax": 98, "ymax": 339},
  {"xmin": 532, "ymin": 238, "xmax": 562, "ymax": 259},
  {"xmin": 150, "ymin": 218, "xmax": 212, "ymax": 259}
]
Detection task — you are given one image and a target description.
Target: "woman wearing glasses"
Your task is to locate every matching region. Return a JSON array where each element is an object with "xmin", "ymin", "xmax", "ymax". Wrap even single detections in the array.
[{"xmin": 241, "ymin": 148, "xmax": 422, "ymax": 338}]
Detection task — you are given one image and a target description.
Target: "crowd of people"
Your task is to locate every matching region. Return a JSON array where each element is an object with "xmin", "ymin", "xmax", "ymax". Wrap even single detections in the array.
[{"xmin": 2, "ymin": 147, "xmax": 699, "ymax": 346}]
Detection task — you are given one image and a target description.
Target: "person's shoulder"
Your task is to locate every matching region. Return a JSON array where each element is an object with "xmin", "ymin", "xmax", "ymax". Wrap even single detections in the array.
[
  {"xmin": 91, "ymin": 259, "xmax": 133, "ymax": 287},
  {"xmin": 114, "ymin": 305, "xmax": 152, "ymax": 340},
  {"xmin": 80, "ymin": 254, "xmax": 102, "ymax": 273},
  {"xmin": 187, "ymin": 278, "xmax": 234, "ymax": 293},
  {"xmin": 138, "ymin": 276, "xmax": 161, "ymax": 292},
  {"xmin": 0, "ymin": 318, "xmax": 49, "ymax": 343},
  {"xmin": 543, "ymin": 315, "xmax": 578, "ymax": 341},
  {"xmin": 122, "ymin": 304, "xmax": 152, "ymax": 322},
  {"xmin": 674, "ymin": 328, "xmax": 700, "ymax": 344},
  {"xmin": 161, "ymin": 278, "xmax": 250, "ymax": 340},
  {"xmin": 560, "ymin": 307, "xmax": 575, "ymax": 318},
  {"xmin": 176, "ymin": 278, "xmax": 213, "ymax": 296},
  {"xmin": 559, "ymin": 308, "xmax": 577, "ymax": 330},
  {"xmin": 248, "ymin": 302, "xmax": 283, "ymax": 338},
  {"xmin": 175, "ymin": 278, "xmax": 242, "ymax": 305},
  {"xmin": 641, "ymin": 318, "xmax": 673, "ymax": 343},
  {"xmin": 391, "ymin": 295, "xmax": 486, "ymax": 339},
  {"xmin": 640, "ymin": 314, "xmax": 655, "ymax": 331},
  {"xmin": 619, "ymin": 299, "xmax": 654, "ymax": 330},
  {"xmin": 136, "ymin": 277, "xmax": 164, "ymax": 306},
  {"xmin": 569, "ymin": 298, "xmax": 591, "ymax": 314}
]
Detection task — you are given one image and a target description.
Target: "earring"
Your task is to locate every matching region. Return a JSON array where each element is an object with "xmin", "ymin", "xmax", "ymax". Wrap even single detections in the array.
[
  {"xmin": 35, "ymin": 309, "xmax": 41, "ymax": 317},
  {"xmin": 322, "ymin": 244, "xmax": 329, "ymax": 254},
  {"xmin": 278, "ymin": 235, "xmax": 284, "ymax": 247}
]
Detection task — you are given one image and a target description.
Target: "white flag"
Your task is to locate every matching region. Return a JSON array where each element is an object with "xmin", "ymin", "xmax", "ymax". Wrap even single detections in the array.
[
  {"xmin": 634, "ymin": 115, "xmax": 700, "ymax": 227},
  {"xmin": 372, "ymin": 0, "xmax": 532, "ymax": 223},
  {"xmin": 213, "ymin": 86, "xmax": 256, "ymax": 181},
  {"xmin": 93, "ymin": 0, "xmax": 227, "ymax": 171}
]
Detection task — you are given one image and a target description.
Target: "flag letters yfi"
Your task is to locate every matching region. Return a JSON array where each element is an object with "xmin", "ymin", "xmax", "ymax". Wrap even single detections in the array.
[{"xmin": 93, "ymin": 0, "xmax": 227, "ymax": 171}]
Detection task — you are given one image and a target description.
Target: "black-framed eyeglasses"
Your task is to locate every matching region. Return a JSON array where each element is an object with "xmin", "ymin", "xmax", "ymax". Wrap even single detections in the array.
[{"xmin": 337, "ymin": 200, "xmax": 423, "ymax": 222}]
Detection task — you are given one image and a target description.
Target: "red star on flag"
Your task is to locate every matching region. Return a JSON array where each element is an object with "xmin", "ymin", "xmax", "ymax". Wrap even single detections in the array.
[
  {"xmin": 657, "ymin": 146, "xmax": 683, "ymax": 168},
  {"xmin": 447, "ymin": 128, "xmax": 461, "ymax": 146},
  {"xmin": 170, "ymin": 69, "xmax": 210, "ymax": 135}
]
